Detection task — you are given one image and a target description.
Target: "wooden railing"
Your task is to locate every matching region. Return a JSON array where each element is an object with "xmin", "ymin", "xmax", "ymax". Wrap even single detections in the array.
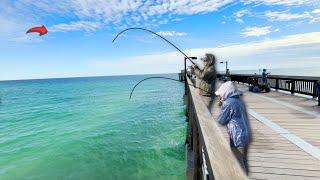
[
  {"xmin": 219, "ymin": 74, "xmax": 320, "ymax": 98},
  {"xmin": 185, "ymin": 78, "xmax": 247, "ymax": 180}
]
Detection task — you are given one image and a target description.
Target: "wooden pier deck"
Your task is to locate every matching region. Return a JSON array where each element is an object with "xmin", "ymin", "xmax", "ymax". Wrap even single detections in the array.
[{"xmin": 185, "ymin": 78, "xmax": 320, "ymax": 180}]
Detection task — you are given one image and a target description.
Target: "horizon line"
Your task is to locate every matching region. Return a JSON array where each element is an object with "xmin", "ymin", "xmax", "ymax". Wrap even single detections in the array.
[{"xmin": 0, "ymin": 72, "xmax": 181, "ymax": 82}]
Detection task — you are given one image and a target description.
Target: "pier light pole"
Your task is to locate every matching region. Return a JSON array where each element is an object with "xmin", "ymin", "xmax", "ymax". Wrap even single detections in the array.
[
  {"xmin": 185, "ymin": 57, "xmax": 197, "ymax": 95},
  {"xmin": 220, "ymin": 61, "xmax": 228, "ymax": 75}
]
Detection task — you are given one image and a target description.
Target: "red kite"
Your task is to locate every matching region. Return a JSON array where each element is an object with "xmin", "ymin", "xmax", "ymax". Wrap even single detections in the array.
[{"xmin": 26, "ymin": 25, "xmax": 48, "ymax": 36}]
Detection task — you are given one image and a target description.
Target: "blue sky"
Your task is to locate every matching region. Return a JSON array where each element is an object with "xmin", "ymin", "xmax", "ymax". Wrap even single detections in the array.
[{"xmin": 0, "ymin": 0, "xmax": 320, "ymax": 80}]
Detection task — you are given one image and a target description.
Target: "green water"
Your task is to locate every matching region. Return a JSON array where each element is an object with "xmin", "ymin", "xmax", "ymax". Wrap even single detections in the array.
[{"xmin": 0, "ymin": 74, "xmax": 186, "ymax": 180}]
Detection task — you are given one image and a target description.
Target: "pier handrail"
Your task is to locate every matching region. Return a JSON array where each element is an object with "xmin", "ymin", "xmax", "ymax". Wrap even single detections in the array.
[
  {"xmin": 219, "ymin": 74, "xmax": 320, "ymax": 97},
  {"xmin": 185, "ymin": 77, "xmax": 247, "ymax": 180}
]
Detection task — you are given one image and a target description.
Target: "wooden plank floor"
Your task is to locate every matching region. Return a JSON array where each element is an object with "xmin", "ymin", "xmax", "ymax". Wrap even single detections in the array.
[{"xmin": 199, "ymin": 83, "xmax": 320, "ymax": 180}]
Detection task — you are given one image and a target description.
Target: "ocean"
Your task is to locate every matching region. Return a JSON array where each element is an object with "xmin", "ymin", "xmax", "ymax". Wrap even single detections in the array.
[{"xmin": 0, "ymin": 74, "xmax": 186, "ymax": 180}]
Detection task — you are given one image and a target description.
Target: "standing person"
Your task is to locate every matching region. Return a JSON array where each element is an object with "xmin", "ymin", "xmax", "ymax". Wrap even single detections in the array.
[
  {"xmin": 317, "ymin": 80, "xmax": 320, "ymax": 106},
  {"xmin": 262, "ymin": 69, "xmax": 269, "ymax": 84},
  {"xmin": 226, "ymin": 68, "xmax": 231, "ymax": 81},
  {"xmin": 192, "ymin": 53, "xmax": 216, "ymax": 108},
  {"xmin": 215, "ymin": 81, "xmax": 251, "ymax": 174}
]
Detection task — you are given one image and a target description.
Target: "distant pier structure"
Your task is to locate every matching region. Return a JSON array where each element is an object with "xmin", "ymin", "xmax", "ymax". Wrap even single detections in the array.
[
  {"xmin": 179, "ymin": 70, "xmax": 186, "ymax": 81},
  {"xmin": 182, "ymin": 72, "xmax": 320, "ymax": 180}
]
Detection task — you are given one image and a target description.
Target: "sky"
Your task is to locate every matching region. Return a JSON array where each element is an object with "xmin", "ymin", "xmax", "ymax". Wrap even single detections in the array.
[{"xmin": 0, "ymin": 0, "xmax": 320, "ymax": 80}]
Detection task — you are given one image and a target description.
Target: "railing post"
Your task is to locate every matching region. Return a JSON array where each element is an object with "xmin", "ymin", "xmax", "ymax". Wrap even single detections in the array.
[
  {"xmin": 184, "ymin": 58, "xmax": 187, "ymax": 95},
  {"xmin": 192, "ymin": 121, "xmax": 201, "ymax": 179},
  {"xmin": 186, "ymin": 90, "xmax": 193, "ymax": 180},
  {"xmin": 291, "ymin": 80, "xmax": 295, "ymax": 95},
  {"xmin": 276, "ymin": 79, "xmax": 279, "ymax": 90},
  {"xmin": 313, "ymin": 81, "xmax": 317, "ymax": 98}
]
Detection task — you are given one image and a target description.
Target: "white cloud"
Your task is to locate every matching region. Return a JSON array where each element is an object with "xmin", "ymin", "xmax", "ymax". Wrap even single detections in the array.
[
  {"xmin": 0, "ymin": 16, "xmax": 21, "ymax": 38},
  {"xmin": 50, "ymin": 21, "xmax": 102, "ymax": 32},
  {"xmin": 309, "ymin": 8, "xmax": 320, "ymax": 23},
  {"xmin": 6, "ymin": 0, "xmax": 235, "ymax": 28},
  {"xmin": 265, "ymin": 11, "xmax": 312, "ymax": 21},
  {"xmin": 172, "ymin": 18, "xmax": 184, "ymax": 22},
  {"xmin": 0, "ymin": 0, "xmax": 237, "ymax": 39},
  {"xmin": 10, "ymin": 35, "xmax": 43, "ymax": 43},
  {"xmin": 234, "ymin": 9, "xmax": 252, "ymax": 23},
  {"xmin": 167, "ymin": 0, "xmax": 236, "ymax": 15},
  {"xmin": 245, "ymin": 0, "xmax": 319, "ymax": 6},
  {"xmin": 0, "ymin": 13, "xmax": 44, "ymax": 43},
  {"xmin": 89, "ymin": 32, "xmax": 320, "ymax": 75},
  {"xmin": 215, "ymin": 32, "xmax": 320, "ymax": 55},
  {"xmin": 234, "ymin": 9, "xmax": 251, "ymax": 18},
  {"xmin": 312, "ymin": 8, "xmax": 320, "ymax": 15},
  {"xmin": 157, "ymin": 31, "xmax": 187, "ymax": 37},
  {"xmin": 236, "ymin": 18, "xmax": 245, "ymax": 23},
  {"xmin": 2, "ymin": 0, "xmax": 319, "ymax": 39},
  {"xmin": 241, "ymin": 26, "xmax": 273, "ymax": 37}
]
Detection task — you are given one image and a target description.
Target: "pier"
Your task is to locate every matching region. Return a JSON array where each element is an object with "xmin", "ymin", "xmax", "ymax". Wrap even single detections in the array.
[{"xmin": 183, "ymin": 73, "xmax": 320, "ymax": 180}]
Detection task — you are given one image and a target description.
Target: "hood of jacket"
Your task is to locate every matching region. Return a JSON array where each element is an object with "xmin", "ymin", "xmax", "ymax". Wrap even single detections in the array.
[{"xmin": 215, "ymin": 81, "xmax": 242, "ymax": 100}]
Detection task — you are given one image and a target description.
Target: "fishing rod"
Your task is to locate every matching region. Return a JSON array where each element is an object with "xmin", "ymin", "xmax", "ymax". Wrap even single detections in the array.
[
  {"xmin": 129, "ymin": 76, "xmax": 212, "ymax": 100},
  {"xmin": 112, "ymin": 27, "xmax": 197, "ymax": 65}
]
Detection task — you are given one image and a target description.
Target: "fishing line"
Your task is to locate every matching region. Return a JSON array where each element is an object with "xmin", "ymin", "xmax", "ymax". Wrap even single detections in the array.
[
  {"xmin": 129, "ymin": 76, "xmax": 213, "ymax": 100},
  {"xmin": 112, "ymin": 27, "xmax": 196, "ymax": 65},
  {"xmin": 112, "ymin": 28, "xmax": 211, "ymax": 100}
]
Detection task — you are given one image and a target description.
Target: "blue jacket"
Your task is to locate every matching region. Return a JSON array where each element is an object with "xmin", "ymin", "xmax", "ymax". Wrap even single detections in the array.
[{"xmin": 217, "ymin": 91, "xmax": 250, "ymax": 148}]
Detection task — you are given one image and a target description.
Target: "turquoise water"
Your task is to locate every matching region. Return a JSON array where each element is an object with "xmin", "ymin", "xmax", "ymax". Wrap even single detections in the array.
[{"xmin": 0, "ymin": 74, "xmax": 186, "ymax": 180}]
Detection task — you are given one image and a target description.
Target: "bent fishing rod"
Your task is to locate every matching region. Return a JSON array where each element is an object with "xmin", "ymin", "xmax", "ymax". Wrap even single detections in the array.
[
  {"xmin": 112, "ymin": 27, "xmax": 197, "ymax": 65},
  {"xmin": 129, "ymin": 76, "xmax": 212, "ymax": 100}
]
